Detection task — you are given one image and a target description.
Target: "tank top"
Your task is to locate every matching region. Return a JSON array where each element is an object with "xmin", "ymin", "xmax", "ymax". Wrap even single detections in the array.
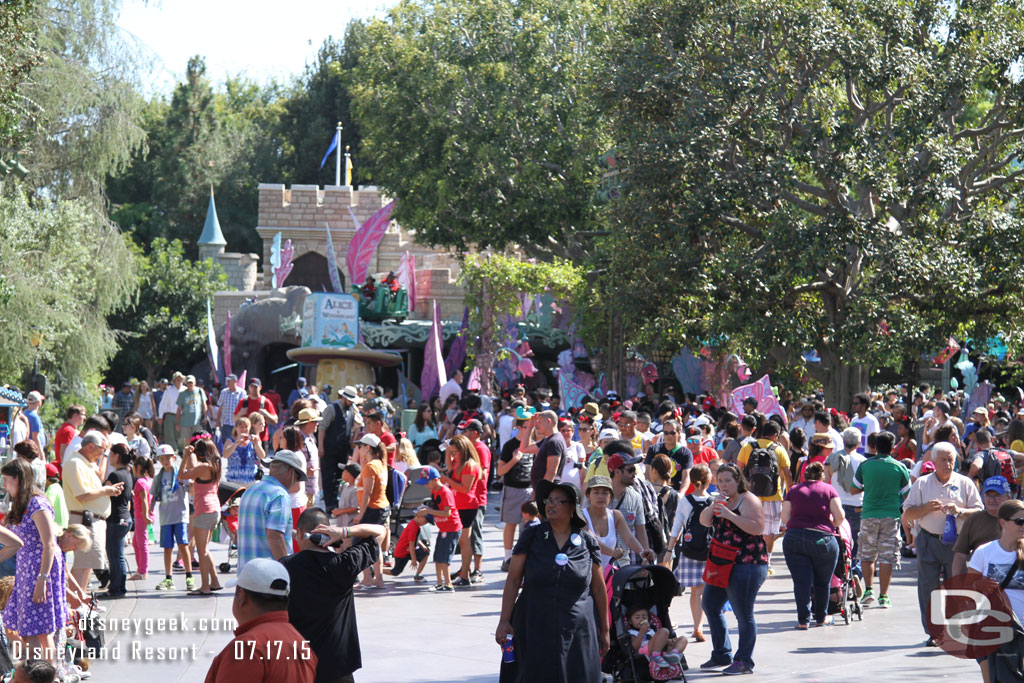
[
  {"xmin": 583, "ymin": 507, "xmax": 618, "ymax": 568},
  {"xmin": 136, "ymin": 390, "xmax": 155, "ymax": 419},
  {"xmin": 894, "ymin": 440, "xmax": 916, "ymax": 462},
  {"xmin": 193, "ymin": 479, "xmax": 220, "ymax": 515},
  {"xmin": 712, "ymin": 498, "xmax": 769, "ymax": 564}
]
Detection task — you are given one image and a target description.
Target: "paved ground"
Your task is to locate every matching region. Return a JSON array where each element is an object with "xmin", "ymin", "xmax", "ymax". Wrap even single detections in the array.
[{"xmin": 82, "ymin": 502, "xmax": 981, "ymax": 682}]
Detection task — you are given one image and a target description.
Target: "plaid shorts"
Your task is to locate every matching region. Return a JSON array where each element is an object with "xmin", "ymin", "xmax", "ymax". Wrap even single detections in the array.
[
  {"xmin": 858, "ymin": 517, "xmax": 901, "ymax": 565},
  {"xmin": 762, "ymin": 500, "xmax": 783, "ymax": 535},
  {"xmin": 674, "ymin": 555, "xmax": 706, "ymax": 588}
]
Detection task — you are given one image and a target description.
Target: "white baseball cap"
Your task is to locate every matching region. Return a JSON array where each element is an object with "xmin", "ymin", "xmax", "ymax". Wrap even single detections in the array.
[
  {"xmin": 237, "ymin": 558, "xmax": 290, "ymax": 597},
  {"xmin": 155, "ymin": 444, "xmax": 176, "ymax": 458},
  {"xmin": 357, "ymin": 433, "xmax": 382, "ymax": 448},
  {"xmin": 261, "ymin": 449, "xmax": 308, "ymax": 480},
  {"xmin": 598, "ymin": 428, "xmax": 620, "ymax": 442}
]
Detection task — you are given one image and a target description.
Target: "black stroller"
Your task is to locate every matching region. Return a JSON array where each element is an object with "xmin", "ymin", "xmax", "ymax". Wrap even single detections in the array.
[
  {"xmin": 602, "ymin": 564, "xmax": 687, "ymax": 682},
  {"xmin": 828, "ymin": 530, "xmax": 863, "ymax": 624}
]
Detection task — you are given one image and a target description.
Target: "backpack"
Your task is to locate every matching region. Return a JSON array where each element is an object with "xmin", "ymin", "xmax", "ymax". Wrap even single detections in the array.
[
  {"xmin": 681, "ymin": 494, "xmax": 712, "ymax": 561},
  {"xmin": 744, "ymin": 444, "xmax": 780, "ymax": 498},
  {"xmin": 139, "ymin": 426, "xmax": 159, "ymax": 453},
  {"xmin": 980, "ymin": 449, "xmax": 1018, "ymax": 493},
  {"xmin": 386, "ymin": 466, "xmax": 407, "ymax": 508}
]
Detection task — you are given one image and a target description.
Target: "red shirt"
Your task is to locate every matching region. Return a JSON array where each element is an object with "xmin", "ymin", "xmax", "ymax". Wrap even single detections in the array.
[
  {"xmin": 235, "ymin": 395, "xmax": 278, "ymax": 442},
  {"xmin": 685, "ymin": 446, "xmax": 717, "ymax": 495},
  {"xmin": 205, "ymin": 611, "xmax": 316, "ymax": 683},
  {"xmin": 452, "ymin": 460, "xmax": 481, "ymax": 510},
  {"xmin": 379, "ymin": 430, "xmax": 397, "ymax": 467},
  {"xmin": 472, "ymin": 440, "xmax": 491, "ymax": 506},
  {"xmin": 54, "ymin": 422, "xmax": 78, "ymax": 464},
  {"xmin": 393, "ymin": 519, "xmax": 424, "ymax": 559},
  {"xmin": 431, "ymin": 484, "xmax": 462, "ymax": 533}
]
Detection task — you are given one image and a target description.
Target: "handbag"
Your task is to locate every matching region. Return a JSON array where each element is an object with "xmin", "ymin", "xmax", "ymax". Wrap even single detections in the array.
[{"xmin": 702, "ymin": 537, "xmax": 740, "ymax": 588}]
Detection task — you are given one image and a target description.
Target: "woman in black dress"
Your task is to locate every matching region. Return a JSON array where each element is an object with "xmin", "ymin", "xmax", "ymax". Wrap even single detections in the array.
[{"xmin": 496, "ymin": 480, "xmax": 609, "ymax": 682}]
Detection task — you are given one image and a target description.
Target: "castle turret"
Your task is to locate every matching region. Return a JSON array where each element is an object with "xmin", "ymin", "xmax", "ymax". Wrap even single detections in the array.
[{"xmin": 198, "ymin": 189, "xmax": 227, "ymax": 262}]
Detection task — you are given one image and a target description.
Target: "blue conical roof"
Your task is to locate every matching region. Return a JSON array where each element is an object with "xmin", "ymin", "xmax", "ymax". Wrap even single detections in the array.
[{"xmin": 198, "ymin": 189, "xmax": 227, "ymax": 246}]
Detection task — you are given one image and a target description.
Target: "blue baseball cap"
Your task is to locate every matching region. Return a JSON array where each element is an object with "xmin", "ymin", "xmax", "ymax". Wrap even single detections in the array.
[
  {"xmin": 415, "ymin": 466, "xmax": 441, "ymax": 486},
  {"xmin": 983, "ymin": 476, "xmax": 1011, "ymax": 494}
]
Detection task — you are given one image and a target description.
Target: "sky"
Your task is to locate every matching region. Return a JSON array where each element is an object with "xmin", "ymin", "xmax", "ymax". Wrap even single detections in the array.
[{"xmin": 117, "ymin": 0, "xmax": 400, "ymax": 94}]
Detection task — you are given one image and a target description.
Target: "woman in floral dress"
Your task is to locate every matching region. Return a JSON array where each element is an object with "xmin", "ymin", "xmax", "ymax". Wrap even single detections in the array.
[{"xmin": 1, "ymin": 458, "xmax": 66, "ymax": 664}]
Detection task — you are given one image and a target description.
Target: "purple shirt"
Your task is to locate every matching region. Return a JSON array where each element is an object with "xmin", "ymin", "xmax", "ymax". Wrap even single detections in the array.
[{"xmin": 784, "ymin": 480, "xmax": 839, "ymax": 534}]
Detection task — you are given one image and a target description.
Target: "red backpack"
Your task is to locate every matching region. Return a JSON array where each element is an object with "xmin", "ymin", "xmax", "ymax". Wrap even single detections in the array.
[{"xmin": 980, "ymin": 449, "xmax": 1018, "ymax": 494}]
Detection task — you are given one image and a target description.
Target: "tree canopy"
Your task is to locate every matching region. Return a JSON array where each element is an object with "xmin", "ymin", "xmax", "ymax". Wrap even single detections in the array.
[
  {"xmin": 599, "ymin": 0, "xmax": 1024, "ymax": 405},
  {"xmin": 352, "ymin": 0, "xmax": 617, "ymax": 260}
]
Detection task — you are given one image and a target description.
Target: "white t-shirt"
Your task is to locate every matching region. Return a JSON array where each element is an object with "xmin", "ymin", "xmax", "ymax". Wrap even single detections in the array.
[
  {"xmin": 497, "ymin": 414, "xmax": 517, "ymax": 450},
  {"xmin": 670, "ymin": 492, "xmax": 711, "ymax": 539},
  {"xmin": 969, "ymin": 539, "xmax": 1024, "ymax": 622},
  {"xmin": 826, "ymin": 450, "xmax": 865, "ymax": 506},
  {"xmin": 561, "ymin": 441, "xmax": 586, "ymax": 482},
  {"xmin": 850, "ymin": 413, "xmax": 880, "ymax": 454}
]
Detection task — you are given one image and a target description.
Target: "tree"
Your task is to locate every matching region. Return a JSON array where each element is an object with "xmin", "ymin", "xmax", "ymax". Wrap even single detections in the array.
[
  {"xmin": 107, "ymin": 238, "xmax": 227, "ymax": 384},
  {"xmin": 0, "ymin": 192, "xmax": 137, "ymax": 393},
  {"xmin": 0, "ymin": 0, "xmax": 40, "ymax": 151},
  {"xmin": 278, "ymin": 25, "xmax": 367, "ymax": 187},
  {"xmin": 351, "ymin": 0, "xmax": 617, "ymax": 260},
  {"xmin": 599, "ymin": 0, "xmax": 1024, "ymax": 407},
  {"xmin": 107, "ymin": 57, "xmax": 286, "ymax": 255}
]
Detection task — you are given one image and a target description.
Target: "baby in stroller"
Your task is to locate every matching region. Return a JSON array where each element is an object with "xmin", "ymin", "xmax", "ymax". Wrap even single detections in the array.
[{"xmin": 627, "ymin": 605, "xmax": 687, "ymax": 668}]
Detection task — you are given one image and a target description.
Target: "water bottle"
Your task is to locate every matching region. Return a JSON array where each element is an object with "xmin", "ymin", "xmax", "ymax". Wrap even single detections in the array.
[
  {"xmin": 306, "ymin": 532, "xmax": 330, "ymax": 546},
  {"xmin": 941, "ymin": 513, "xmax": 958, "ymax": 544},
  {"xmin": 501, "ymin": 634, "xmax": 515, "ymax": 663}
]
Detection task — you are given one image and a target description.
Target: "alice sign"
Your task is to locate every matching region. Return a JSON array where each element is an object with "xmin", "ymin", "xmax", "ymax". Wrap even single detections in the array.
[{"xmin": 301, "ymin": 293, "xmax": 359, "ymax": 349}]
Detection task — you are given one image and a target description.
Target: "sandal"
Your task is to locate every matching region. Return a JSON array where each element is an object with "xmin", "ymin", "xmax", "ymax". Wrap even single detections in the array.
[
  {"xmin": 210, "ymin": 585, "xmax": 224, "ymax": 591},
  {"xmin": 691, "ymin": 631, "xmax": 706, "ymax": 642},
  {"xmin": 187, "ymin": 590, "xmax": 213, "ymax": 596},
  {"xmin": 795, "ymin": 623, "xmax": 809, "ymax": 630}
]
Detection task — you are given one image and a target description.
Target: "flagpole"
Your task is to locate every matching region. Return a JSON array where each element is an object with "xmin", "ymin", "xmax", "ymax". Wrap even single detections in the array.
[{"xmin": 335, "ymin": 121, "xmax": 343, "ymax": 186}]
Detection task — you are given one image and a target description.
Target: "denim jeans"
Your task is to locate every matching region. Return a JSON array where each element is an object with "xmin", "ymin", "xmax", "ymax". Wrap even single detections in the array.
[
  {"xmin": 106, "ymin": 518, "xmax": 131, "ymax": 594},
  {"xmin": 702, "ymin": 563, "xmax": 768, "ymax": 667},
  {"xmin": 783, "ymin": 528, "xmax": 840, "ymax": 625}
]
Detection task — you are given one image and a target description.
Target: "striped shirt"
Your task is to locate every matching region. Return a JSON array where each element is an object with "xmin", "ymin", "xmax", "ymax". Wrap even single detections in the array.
[{"xmin": 236, "ymin": 474, "xmax": 292, "ymax": 573}]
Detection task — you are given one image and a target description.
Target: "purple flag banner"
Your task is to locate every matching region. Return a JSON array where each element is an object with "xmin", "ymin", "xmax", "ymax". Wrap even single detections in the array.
[
  {"xmin": 730, "ymin": 374, "xmax": 786, "ymax": 424},
  {"xmin": 444, "ymin": 307, "xmax": 469, "ymax": 377},
  {"xmin": 420, "ymin": 300, "xmax": 447, "ymax": 399},
  {"xmin": 324, "ymin": 222, "xmax": 343, "ymax": 293},
  {"xmin": 346, "ymin": 201, "xmax": 395, "ymax": 286},
  {"xmin": 398, "ymin": 250, "xmax": 417, "ymax": 309}
]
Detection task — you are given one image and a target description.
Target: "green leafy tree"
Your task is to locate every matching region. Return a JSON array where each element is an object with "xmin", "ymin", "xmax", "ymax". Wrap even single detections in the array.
[
  {"xmin": 0, "ymin": 0, "xmax": 40, "ymax": 151},
  {"xmin": 107, "ymin": 238, "xmax": 227, "ymax": 384},
  {"xmin": 107, "ymin": 57, "xmax": 285, "ymax": 255},
  {"xmin": 352, "ymin": 0, "xmax": 617, "ymax": 260},
  {"xmin": 600, "ymin": 0, "xmax": 1024, "ymax": 407},
  {"xmin": 0, "ymin": 192, "xmax": 137, "ymax": 393}
]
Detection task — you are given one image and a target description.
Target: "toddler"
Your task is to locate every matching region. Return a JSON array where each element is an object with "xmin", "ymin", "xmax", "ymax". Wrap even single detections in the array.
[
  {"xmin": 627, "ymin": 604, "xmax": 686, "ymax": 669},
  {"xmin": 331, "ymin": 463, "xmax": 362, "ymax": 526},
  {"xmin": 520, "ymin": 500, "xmax": 540, "ymax": 527},
  {"xmin": 385, "ymin": 507, "xmax": 432, "ymax": 581}
]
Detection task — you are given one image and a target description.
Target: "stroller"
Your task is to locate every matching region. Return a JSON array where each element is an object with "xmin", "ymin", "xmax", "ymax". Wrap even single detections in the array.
[
  {"xmin": 603, "ymin": 565, "xmax": 687, "ymax": 682},
  {"xmin": 828, "ymin": 522, "xmax": 863, "ymax": 624},
  {"xmin": 217, "ymin": 481, "xmax": 247, "ymax": 574}
]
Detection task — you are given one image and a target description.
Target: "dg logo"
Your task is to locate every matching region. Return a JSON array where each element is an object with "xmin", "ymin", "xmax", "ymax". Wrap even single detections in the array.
[{"xmin": 928, "ymin": 572, "xmax": 1017, "ymax": 659}]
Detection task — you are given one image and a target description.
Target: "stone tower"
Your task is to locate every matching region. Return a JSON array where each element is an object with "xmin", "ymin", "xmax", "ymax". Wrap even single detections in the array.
[{"xmin": 197, "ymin": 189, "xmax": 227, "ymax": 263}]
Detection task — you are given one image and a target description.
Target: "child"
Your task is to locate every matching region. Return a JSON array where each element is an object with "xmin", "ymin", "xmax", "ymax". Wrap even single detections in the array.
[
  {"xmin": 123, "ymin": 415, "xmax": 151, "ymax": 459},
  {"xmin": 151, "ymin": 444, "xmax": 194, "ymax": 591},
  {"xmin": 129, "ymin": 456, "xmax": 155, "ymax": 580},
  {"xmin": 521, "ymin": 500, "xmax": 541, "ymax": 527},
  {"xmin": 43, "ymin": 463, "xmax": 68, "ymax": 531},
  {"xmin": 222, "ymin": 416, "xmax": 263, "ymax": 486},
  {"xmin": 331, "ymin": 463, "xmax": 362, "ymax": 526},
  {"xmin": 667, "ymin": 463, "xmax": 711, "ymax": 642},
  {"xmin": 385, "ymin": 506, "xmax": 432, "ymax": 581},
  {"xmin": 706, "ymin": 458, "xmax": 722, "ymax": 494},
  {"xmin": 417, "ymin": 466, "xmax": 462, "ymax": 592},
  {"xmin": 627, "ymin": 604, "xmax": 687, "ymax": 669}
]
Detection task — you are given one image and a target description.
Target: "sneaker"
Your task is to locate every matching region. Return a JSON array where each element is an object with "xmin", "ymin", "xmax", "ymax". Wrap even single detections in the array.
[
  {"xmin": 452, "ymin": 576, "xmax": 472, "ymax": 587},
  {"xmin": 470, "ymin": 570, "xmax": 484, "ymax": 584},
  {"xmin": 428, "ymin": 584, "xmax": 446, "ymax": 592},
  {"xmin": 766, "ymin": 567, "xmax": 775, "ymax": 576},
  {"xmin": 413, "ymin": 574, "xmax": 426, "ymax": 583},
  {"xmin": 925, "ymin": 637, "xmax": 937, "ymax": 647},
  {"xmin": 860, "ymin": 588, "xmax": 875, "ymax": 605},
  {"xmin": 185, "ymin": 576, "xmax": 197, "ymax": 591},
  {"xmin": 155, "ymin": 578, "xmax": 174, "ymax": 591},
  {"xmin": 699, "ymin": 658, "xmax": 732, "ymax": 670},
  {"xmin": 722, "ymin": 661, "xmax": 753, "ymax": 676},
  {"xmin": 500, "ymin": 559, "xmax": 510, "ymax": 572},
  {"xmin": 878, "ymin": 594, "xmax": 891, "ymax": 608}
]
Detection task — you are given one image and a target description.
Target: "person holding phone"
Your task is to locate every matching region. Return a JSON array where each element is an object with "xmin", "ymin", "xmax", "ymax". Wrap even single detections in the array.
[{"xmin": 223, "ymin": 417, "xmax": 263, "ymax": 486}]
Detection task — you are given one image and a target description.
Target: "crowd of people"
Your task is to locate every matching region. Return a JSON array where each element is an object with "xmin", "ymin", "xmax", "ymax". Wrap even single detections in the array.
[{"xmin": 2, "ymin": 374, "xmax": 1024, "ymax": 681}]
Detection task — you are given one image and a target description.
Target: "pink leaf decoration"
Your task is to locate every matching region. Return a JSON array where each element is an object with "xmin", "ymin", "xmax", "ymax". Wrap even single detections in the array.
[
  {"xmin": 517, "ymin": 358, "xmax": 537, "ymax": 377},
  {"xmin": 398, "ymin": 250, "xmax": 417, "ymax": 309},
  {"xmin": 517, "ymin": 341, "xmax": 534, "ymax": 357},
  {"xmin": 274, "ymin": 238, "xmax": 294, "ymax": 287},
  {"xmin": 736, "ymin": 363, "xmax": 751, "ymax": 382},
  {"xmin": 346, "ymin": 201, "xmax": 395, "ymax": 286}
]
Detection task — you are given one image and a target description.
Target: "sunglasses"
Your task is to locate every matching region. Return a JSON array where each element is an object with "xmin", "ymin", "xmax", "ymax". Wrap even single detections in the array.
[
  {"xmin": 621, "ymin": 466, "xmax": 636, "ymax": 473},
  {"xmin": 686, "ymin": 437, "xmax": 701, "ymax": 444},
  {"xmin": 1009, "ymin": 518, "xmax": 1024, "ymax": 526},
  {"xmin": 663, "ymin": 431, "xmax": 677, "ymax": 436}
]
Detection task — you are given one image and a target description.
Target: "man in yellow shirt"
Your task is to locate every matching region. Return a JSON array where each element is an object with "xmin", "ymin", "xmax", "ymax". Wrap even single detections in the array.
[
  {"xmin": 63, "ymin": 430, "xmax": 124, "ymax": 590},
  {"xmin": 737, "ymin": 420, "xmax": 792, "ymax": 571},
  {"xmin": 584, "ymin": 428, "xmax": 621, "ymax": 482}
]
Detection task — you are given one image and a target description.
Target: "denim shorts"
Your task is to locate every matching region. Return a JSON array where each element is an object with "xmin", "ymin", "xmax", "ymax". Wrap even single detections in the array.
[{"xmin": 434, "ymin": 531, "xmax": 460, "ymax": 564}]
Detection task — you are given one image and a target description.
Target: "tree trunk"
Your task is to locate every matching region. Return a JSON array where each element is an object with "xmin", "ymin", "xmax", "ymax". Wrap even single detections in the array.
[{"xmin": 824, "ymin": 361, "xmax": 869, "ymax": 412}]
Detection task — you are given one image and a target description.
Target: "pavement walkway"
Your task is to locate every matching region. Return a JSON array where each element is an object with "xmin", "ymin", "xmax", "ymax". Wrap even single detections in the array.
[{"xmin": 81, "ymin": 502, "xmax": 981, "ymax": 682}]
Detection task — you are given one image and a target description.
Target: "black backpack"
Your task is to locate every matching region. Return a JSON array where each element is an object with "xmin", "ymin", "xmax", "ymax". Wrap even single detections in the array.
[
  {"xmin": 138, "ymin": 426, "xmax": 159, "ymax": 453},
  {"xmin": 979, "ymin": 449, "xmax": 1018, "ymax": 494},
  {"xmin": 681, "ymin": 494, "xmax": 712, "ymax": 561},
  {"xmin": 744, "ymin": 444, "xmax": 780, "ymax": 498}
]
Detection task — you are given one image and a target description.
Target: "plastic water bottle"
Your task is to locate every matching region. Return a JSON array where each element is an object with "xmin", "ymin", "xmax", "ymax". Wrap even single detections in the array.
[{"xmin": 502, "ymin": 634, "xmax": 516, "ymax": 663}]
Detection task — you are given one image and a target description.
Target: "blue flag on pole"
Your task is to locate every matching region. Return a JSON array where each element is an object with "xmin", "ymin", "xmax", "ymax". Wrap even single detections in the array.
[{"xmin": 319, "ymin": 131, "xmax": 339, "ymax": 170}]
